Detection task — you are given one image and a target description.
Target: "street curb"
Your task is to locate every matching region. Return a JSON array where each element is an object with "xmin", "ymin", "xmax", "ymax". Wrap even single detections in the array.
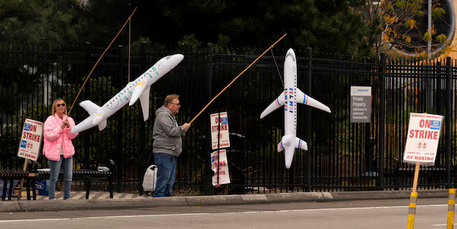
[
  {"xmin": 14, "ymin": 197, "xmax": 190, "ymax": 212},
  {"xmin": 0, "ymin": 201, "xmax": 20, "ymax": 212},
  {"xmin": 0, "ymin": 190, "xmax": 451, "ymax": 212},
  {"xmin": 329, "ymin": 190, "xmax": 449, "ymax": 201},
  {"xmin": 264, "ymin": 192, "xmax": 330, "ymax": 203}
]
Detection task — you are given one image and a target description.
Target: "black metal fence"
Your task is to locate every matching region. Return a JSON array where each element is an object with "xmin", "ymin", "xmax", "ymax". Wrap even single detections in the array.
[{"xmin": 1, "ymin": 43, "xmax": 456, "ymax": 195}]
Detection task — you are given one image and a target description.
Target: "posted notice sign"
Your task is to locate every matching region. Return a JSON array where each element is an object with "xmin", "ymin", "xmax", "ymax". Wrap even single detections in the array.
[
  {"xmin": 211, "ymin": 112, "xmax": 230, "ymax": 150},
  {"xmin": 403, "ymin": 113, "xmax": 443, "ymax": 165},
  {"xmin": 17, "ymin": 118, "xmax": 43, "ymax": 161},
  {"xmin": 211, "ymin": 149, "xmax": 231, "ymax": 186},
  {"xmin": 350, "ymin": 86, "xmax": 371, "ymax": 123}
]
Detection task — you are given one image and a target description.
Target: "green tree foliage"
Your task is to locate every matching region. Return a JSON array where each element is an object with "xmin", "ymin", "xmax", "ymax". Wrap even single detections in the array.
[
  {"xmin": 359, "ymin": 0, "xmax": 451, "ymax": 58},
  {"xmin": 0, "ymin": 0, "xmax": 89, "ymax": 46},
  {"xmin": 134, "ymin": 0, "xmax": 371, "ymax": 55},
  {"xmin": 0, "ymin": 0, "xmax": 374, "ymax": 55}
]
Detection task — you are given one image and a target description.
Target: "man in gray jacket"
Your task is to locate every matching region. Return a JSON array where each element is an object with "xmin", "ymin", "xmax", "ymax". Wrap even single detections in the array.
[{"xmin": 152, "ymin": 94, "xmax": 190, "ymax": 197}]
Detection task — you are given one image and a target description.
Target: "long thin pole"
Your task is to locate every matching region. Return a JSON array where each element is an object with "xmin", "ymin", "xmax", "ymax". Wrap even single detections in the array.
[
  {"xmin": 427, "ymin": 0, "xmax": 431, "ymax": 60},
  {"xmin": 412, "ymin": 161, "xmax": 420, "ymax": 192},
  {"xmin": 189, "ymin": 33, "xmax": 287, "ymax": 124},
  {"xmin": 406, "ymin": 161, "xmax": 421, "ymax": 229},
  {"xmin": 68, "ymin": 7, "xmax": 137, "ymax": 116},
  {"xmin": 128, "ymin": 17, "xmax": 131, "ymax": 82}
]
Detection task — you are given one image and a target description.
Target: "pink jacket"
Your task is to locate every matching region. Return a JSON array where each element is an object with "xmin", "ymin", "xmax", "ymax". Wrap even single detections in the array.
[{"xmin": 43, "ymin": 114, "xmax": 78, "ymax": 161}]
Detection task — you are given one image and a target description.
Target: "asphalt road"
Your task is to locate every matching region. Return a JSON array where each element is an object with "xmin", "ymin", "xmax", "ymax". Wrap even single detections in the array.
[{"xmin": 0, "ymin": 198, "xmax": 453, "ymax": 229}]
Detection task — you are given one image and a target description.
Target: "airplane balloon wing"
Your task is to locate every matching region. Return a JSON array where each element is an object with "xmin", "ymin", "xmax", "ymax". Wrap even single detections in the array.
[
  {"xmin": 260, "ymin": 91, "xmax": 285, "ymax": 119},
  {"xmin": 98, "ymin": 119, "xmax": 107, "ymax": 131},
  {"xmin": 139, "ymin": 86, "xmax": 151, "ymax": 121},
  {"xmin": 296, "ymin": 89, "xmax": 331, "ymax": 113},
  {"xmin": 129, "ymin": 80, "xmax": 147, "ymax": 106}
]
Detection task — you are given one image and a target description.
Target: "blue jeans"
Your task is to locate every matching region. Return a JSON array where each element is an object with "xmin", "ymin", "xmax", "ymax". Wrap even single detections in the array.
[
  {"xmin": 49, "ymin": 155, "xmax": 73, "ymax": 200},
  {"xmin": 153, "ymin": 153, "xmax": 177, "ymax": 197}
]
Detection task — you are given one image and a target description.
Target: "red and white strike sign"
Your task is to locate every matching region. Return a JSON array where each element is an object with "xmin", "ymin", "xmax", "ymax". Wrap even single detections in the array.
[
  {"xmin": 403, "ymin": 113, "xmax": 443, "ymax": 165},
  {"xmin": 210, "ymin": 112, "xmax": 230, "ymax": 150},
  {"xmin": 17, "ymin": 118, "xmax": 43, "ymax": 161}
]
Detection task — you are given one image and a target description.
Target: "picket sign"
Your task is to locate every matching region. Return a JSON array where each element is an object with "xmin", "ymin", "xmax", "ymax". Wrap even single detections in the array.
[
  {"xmin": 403, "ymin": 113, "xmax": 443, "ymax": 229},
  {"xmin": 16, "ymin": 119, "xmax": 44, "ymax": 199}
]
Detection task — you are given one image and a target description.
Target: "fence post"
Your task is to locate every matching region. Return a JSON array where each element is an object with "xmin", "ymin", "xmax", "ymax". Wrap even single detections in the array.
[
  {"xmin": 140, "ymin": 42, "xmax": 146, "ymax": 154},
  {"xmin": 138, "ymin": 42, "xmax": 147, "ymax": 192},
  {"xmin": 305, "ymin": 47, "xmax": 312, "ymax": 192},
  {"xmin": 446, "ymin": 57, "xmax": 452, "ymax": 187},
  {"xmin": 116, "ymin": 45, "xmax": 124, "ymax": 193},
  {"xmin": 379, "ymin": 53, "xmax": 386, "ymax": 189},
  {"xmin": 83, "ymin": 42, "xmax": 92, "ymax": 169},
  {"xmin": 436, "ymin": 62, "xmax": 442, "ymax": 115},
  {"xmin": 204, "ymin": 43, "xmax": 214, "ymax": 195}
]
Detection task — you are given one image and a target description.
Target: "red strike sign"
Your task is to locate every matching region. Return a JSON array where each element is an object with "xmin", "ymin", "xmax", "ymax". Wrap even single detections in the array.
[
  {"xmin": 408, "ymin": 119, "xmax": 439, "ymax": 140},
  {"xmin": 403, "ymin": 113, "xmax": 443, "ymax": 164},
  {"xmin": 17, "ymin": 118, "xmax": 43, "ymax": 161}
]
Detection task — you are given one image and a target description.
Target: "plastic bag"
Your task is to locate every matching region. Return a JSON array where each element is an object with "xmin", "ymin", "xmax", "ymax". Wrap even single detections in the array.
[{"xmin": 142, "ymin": 164, "xmax": 158, "ymax": 192}]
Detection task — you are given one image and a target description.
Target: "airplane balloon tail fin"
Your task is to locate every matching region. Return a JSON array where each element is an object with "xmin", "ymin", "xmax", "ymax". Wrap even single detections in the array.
[
  {"xmin": 260, "ymin": 92, "xmax": 285, "ymax": 119},
  {"xmin": 284, "ymin": 147, "xmax": 295, "ymax": 169},
  {"xmin": 139, "ymin": 86, "xmax": 151, "ymax": 121},
  {"xmin": 98, "ymin": 119, "xmax": 107, "ymax": 131},
  {"xmin": 296, "ymin": 89, "xmax": 331, "ymax": 113},
  {"xmin": 295, "ymin": 137, "xmax": 308, "ymax": 151},
  {"xmin": 80, "ymin": 100, "xmax": 101, "ymax": 115},
  {"xmin": 277, "ymin": 141, "xmax": 285, "ymax": 152}
]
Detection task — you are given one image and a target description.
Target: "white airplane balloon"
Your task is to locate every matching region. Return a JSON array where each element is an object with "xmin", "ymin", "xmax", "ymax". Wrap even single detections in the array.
[
  {"xmin": 260, "ymin": 48, "xmax": 331, "ymax": 169},
  {"xmin": 71, "ymin": 54, "xmax": 184, "ymax": 134}
]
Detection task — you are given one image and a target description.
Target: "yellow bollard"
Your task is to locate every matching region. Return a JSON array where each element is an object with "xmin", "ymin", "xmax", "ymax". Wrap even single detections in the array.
[
  {"xmin": 406, "ymin": 192, "xmax": 418, "ymax": 229},
  {"xmin": 447, "ymin": 188, "xmax": 456, "ymax": 229}
]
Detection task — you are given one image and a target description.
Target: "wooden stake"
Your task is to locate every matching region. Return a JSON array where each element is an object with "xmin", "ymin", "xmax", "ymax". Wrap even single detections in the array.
[
  {"xmin": 412, "ymin": 161, "xmax": 420, "ymax": 192},
  {"xmin": 406, "ymin": 162, "xmax": 421, "ymax": 229},
  {"xmin": 16, "ymin": 159, "xmax": 28, "ymax": 200}
]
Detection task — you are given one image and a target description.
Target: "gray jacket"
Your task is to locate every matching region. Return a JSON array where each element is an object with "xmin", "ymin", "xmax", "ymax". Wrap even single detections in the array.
[{"xmin": 152, "ymin": 106, "xmax": 186, "ymax": 157}]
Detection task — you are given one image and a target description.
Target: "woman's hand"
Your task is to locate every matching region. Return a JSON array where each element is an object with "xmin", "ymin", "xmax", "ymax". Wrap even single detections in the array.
[{"xmin": 61, "ymin": 119, "xmax": 70, "ymax": 129}]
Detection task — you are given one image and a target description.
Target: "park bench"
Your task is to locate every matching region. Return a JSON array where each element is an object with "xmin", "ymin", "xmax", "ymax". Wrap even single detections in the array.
[
  {"xmin": 0, "ymin": 159, "xmax": 115, "ymax": 201},
  {"xmin": 0, "ymin": 170, "xmax": 33, "ymax": 201}
]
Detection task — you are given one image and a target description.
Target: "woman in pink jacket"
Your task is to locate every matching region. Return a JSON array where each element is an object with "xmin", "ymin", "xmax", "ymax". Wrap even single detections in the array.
[{"xmin": 43, "ymin": 98, "xmax": 78, "ymax": 200}]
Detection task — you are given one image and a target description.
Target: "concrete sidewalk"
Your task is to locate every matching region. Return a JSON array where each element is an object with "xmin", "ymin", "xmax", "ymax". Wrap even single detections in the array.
[{"xmin": 0, "ymin": 189, "xmax": 450, "ymax": 212}]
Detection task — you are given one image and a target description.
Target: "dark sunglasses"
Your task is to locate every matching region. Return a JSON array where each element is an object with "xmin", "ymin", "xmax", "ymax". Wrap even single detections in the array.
[
  {"xmin": 56, "ymin": 103, "xmax": 66, "ymax": 107},
  {"xmin": 171, "ymin": 103, "xmax": 180, "ymax": 106}
]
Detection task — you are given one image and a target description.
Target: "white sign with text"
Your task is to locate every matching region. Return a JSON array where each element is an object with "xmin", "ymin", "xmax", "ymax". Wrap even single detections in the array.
[
  {"xmin": 211, "ymin": 112, "xmax": 230, "ymax": 150},
  {"xmin": 211, "ymin": 149, "xmax": 231, "ymax": 186},
  {"xmin": 17, "ymin": 118, "xmax": 43, "ymax": 161},
  {"xmin": 403, "ymin": 113, "xmax": 443, "ymax": 165},
  {"xmin": 350, "ymin": 86, "xmax": 372, "ymax": 123}
]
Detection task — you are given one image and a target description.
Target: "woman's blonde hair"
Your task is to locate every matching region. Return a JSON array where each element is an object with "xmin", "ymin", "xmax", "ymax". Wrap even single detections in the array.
[{"xmin": 51, "ymin": 98, "xmax": 67, "ymax": 115}]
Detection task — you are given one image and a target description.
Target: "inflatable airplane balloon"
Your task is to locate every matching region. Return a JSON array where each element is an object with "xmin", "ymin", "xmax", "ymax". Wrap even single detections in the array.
[
  {"xmin": 71, "ymin": 54, "xmax": 184, "ymax": 134},
  {"xmin": 260, "ymin": 48, "xmax": 331, "ymax": 169}
]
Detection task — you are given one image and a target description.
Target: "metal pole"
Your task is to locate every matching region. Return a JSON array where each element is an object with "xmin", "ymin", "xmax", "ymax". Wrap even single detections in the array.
[
  {"xmin": 447, "ymin": 188, "xmax": 456, "ymax": 229},
  {"xmin": 428, "ymin": 0, "xmax": 432, "ymax": 60},
  {"xmin": 446, "ymin": 57, "xmax": 452, "ymax": 186},
  {"xmin": 305, "ymin": 47, "xmax": 312, "ymax": 192},
  {"xmin": 379, "ymin": 53, "xmax": 386, "ymax": 189}
]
